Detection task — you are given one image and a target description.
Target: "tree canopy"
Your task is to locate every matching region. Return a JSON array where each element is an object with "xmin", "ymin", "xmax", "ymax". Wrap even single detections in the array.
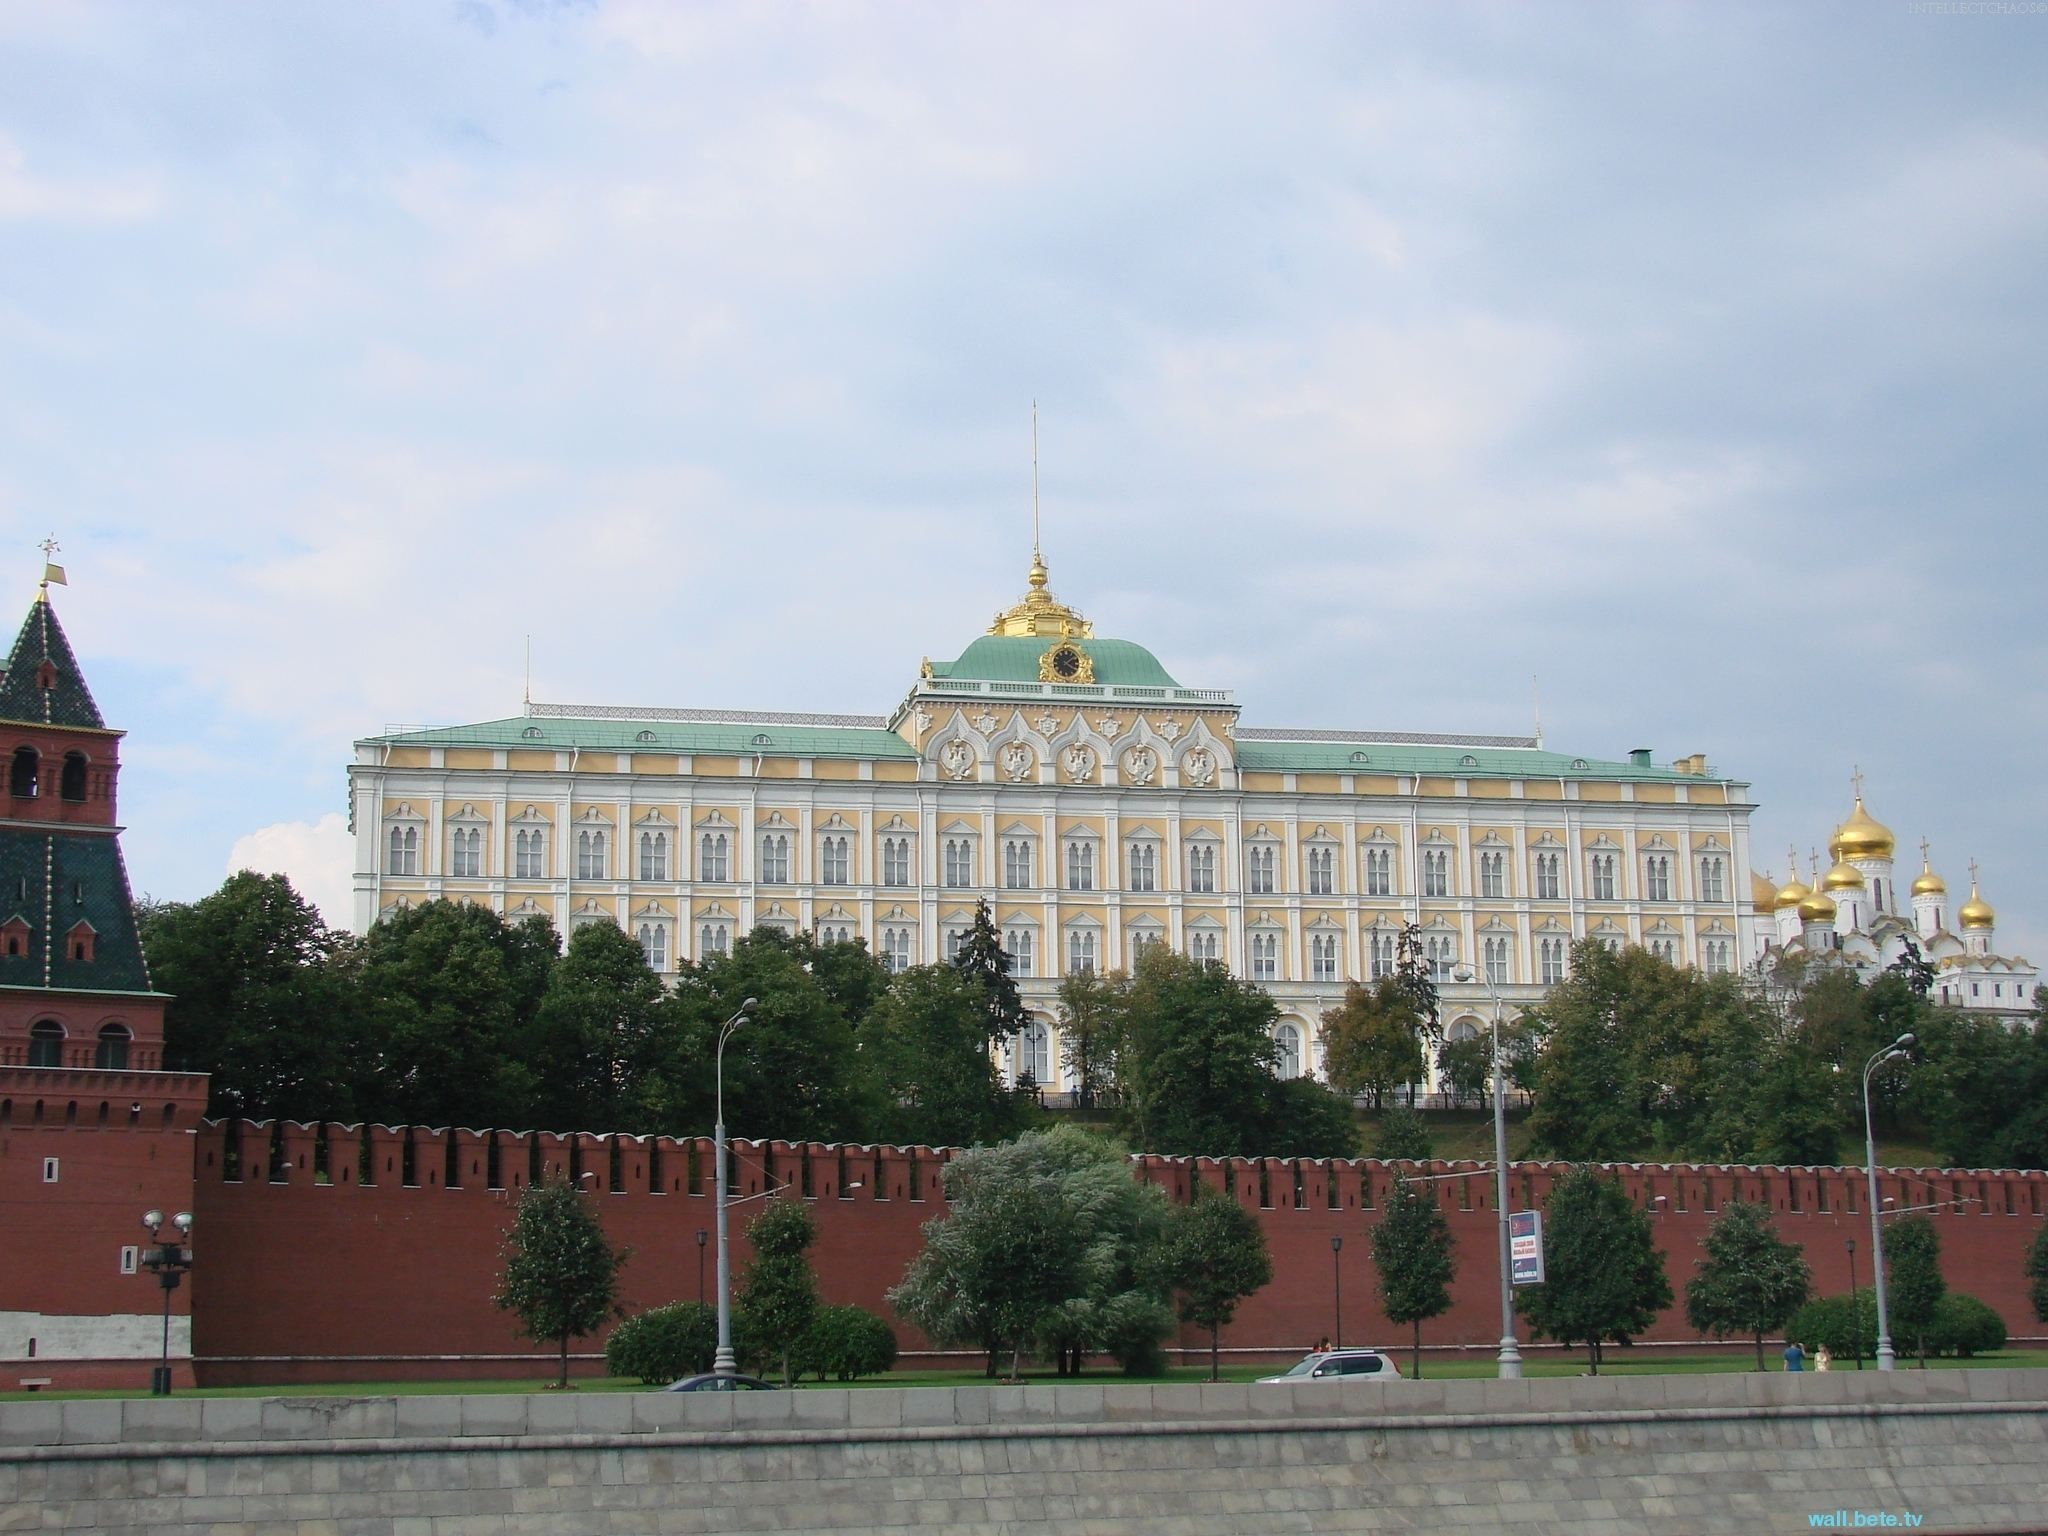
[
  {"xmin": 492, "ymin": 1176, "xmax": 627, "ymax": 1388},
  {"xmin": 1370, "ymin": 1174, "xmax": 1456, "ymax": 1377},
  {"xmin": 1682, "ymin": 1201, "xmax": 1812, "ymax": 1369},
  {"xmin": 1515, "ymin": 1168, "xmax": 1673, "ymax": 1374},
  {"xmin": 1159, "ymin": 1185, "xmax": 1273, "ymax": 1380},
  {"xmin": 886, "ymin": 1127, "xmax": 1172, "ymax": 1379}
]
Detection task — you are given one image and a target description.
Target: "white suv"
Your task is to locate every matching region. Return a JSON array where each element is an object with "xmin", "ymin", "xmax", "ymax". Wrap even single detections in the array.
[{"xmin": 1256, "ymin": 1349, "xmax": 1404, "ymax": 1383}]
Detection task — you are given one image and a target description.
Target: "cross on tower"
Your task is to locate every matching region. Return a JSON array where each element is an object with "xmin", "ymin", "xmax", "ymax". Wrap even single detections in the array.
[
  {"xmin": 1968, "ymin": 857, "xmax": 1980, "ymax": 889},
  {"xmin": 1851, "ymin": 764, "xmax": 1864, "ymax": 801},
  {"xmin": 1919, "ymin": 836, "xmax": 1931, "ymax": 866},
  {"xmin": 37, "ymin": 535, "xmax": 60, "ymax": 563}
]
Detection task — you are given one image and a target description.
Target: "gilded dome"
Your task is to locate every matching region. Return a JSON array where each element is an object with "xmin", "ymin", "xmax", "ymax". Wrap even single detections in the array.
[
  {"xmin": 1910, "ymin": 857, "xmax": 1947, "ymax": 898},
  {"xmin": 1821, "ymin": 859, "xmax": 1866, "ymax": 892},
  {"xmin": 1958, "ymin": 883, "xmax": 1995, "ymax": 930},
  {"xmin": 1829, "ymin": 795, "xmax": 1895, "ymax": 862},
  {"xmin": 1751, "ymin": 870, "xmax": 1779, "ymax": 915},
  {"xmin": 1774, "ymin": 874, "xmax": 1811, "ymax": 910},
  {"xmin": 1798, "ymin": 887, "xmax": 1838, "ymax": 924}
]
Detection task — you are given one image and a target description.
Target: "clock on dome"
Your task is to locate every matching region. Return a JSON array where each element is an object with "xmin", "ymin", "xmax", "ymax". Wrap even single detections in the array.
[{"xmin": 1039, "ymin": 639, "xmax": 1094, "ymax": 684}]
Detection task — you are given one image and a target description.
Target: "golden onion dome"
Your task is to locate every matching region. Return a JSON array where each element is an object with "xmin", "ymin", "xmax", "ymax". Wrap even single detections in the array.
[
  {"xmin": 1750, "ymin": 870, "xmax": 1779, "ymax": 915},
  {"xmin": 1822, "ymin": 859, "xmax": 1866, "ymax": 892},
  {"xmin": 1829, "ymin": 795, "xmax": 1895, "ymax": 862},
  {"xmin": 1911, "ymin": 857, "xmax": 1947, "ymax": 898},
  {"xmin": 1798, "ymin": 887, "xmax": 1838, "ymax": 923},
  {"xmin": 1958, "ymin": 884, "xmax": 1995, "ymax": 930},
  {"xmin": 1774, "ymin": 874, "xmax": 1811, "ymax": 910}
]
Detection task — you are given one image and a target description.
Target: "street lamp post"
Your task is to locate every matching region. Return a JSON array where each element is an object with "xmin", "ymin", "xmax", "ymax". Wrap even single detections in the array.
[
  {"xmin": 1846, "ymin": 1238, "xmax": 1861, "ymax": 1370},
  {"xmin": 1455, "ymin": 966, "xmax": 1523, "ymax": 1379},
  {"xmin": 1330, "ymin": 1234, "xmax": 1343, "ymax": 1349},
  {"xmin": 1862, "ymin": 1032, "xmax": 1916, "ymax": 1373},
  {"xmin": 695, "ymin": 1228, "xmax": 708, "ymax": 1306},
  {"xmin": 138, "ymin": 1210, "xmax": 193, "ymax": 1395},
  {"xmin": 712, "ymin": 998, "xmax": 758, "ymax": 1379}
]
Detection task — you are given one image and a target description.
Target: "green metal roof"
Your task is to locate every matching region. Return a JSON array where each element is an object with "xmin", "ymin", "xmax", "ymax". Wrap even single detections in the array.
[
  {"xmin": 931, "ymin": 635, "xmax": 1180, "ymax": 689},
  {"xmin": 0, "ymin": 597, "xmax": 107, "ymax": 730},
  {"xmin": 0, "ymin": 828, "xmax": 156, "ymax": 994},
  {"xmin": 367, "ymin": 717, "xmax": 918, "ymax": 759},
  {"xmin": 1236, "ymin": 738, "xmax": 1737, "ymax": 783}
]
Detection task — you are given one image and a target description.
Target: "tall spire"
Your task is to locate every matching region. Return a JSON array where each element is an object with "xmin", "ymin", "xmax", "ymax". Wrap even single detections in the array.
[
  {"xmin": 0, "ymin": 580, "xmax": 105, "ymax": 729},
  {"xmin": 1031, "ymin": 400, "xmax": 1041, "ymax": 567}
]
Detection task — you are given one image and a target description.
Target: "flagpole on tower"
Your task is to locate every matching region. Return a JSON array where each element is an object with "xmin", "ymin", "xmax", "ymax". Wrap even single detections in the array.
[{"xmin": 37, "ymin": 536, "xmax": 66, "ymax": 599}]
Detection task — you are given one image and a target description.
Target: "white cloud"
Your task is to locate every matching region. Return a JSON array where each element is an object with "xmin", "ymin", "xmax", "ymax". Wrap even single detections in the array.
[
  {"xmin": 226, "ymin": 815, "xmax": 356, "ymax": 932},
  {"xmin": 0, "ymin": 133, "xmax": 160, "ymax": 223}
]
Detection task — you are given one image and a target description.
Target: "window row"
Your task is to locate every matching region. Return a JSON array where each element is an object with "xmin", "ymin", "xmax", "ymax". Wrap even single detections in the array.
[
  {"xmin": 7, "ymin": 747, "xmax": 91, "ymax": 803},
  {"xmin": 22, "ymin": 1020, "xmax": 133, "ymax": 1070},
  {"xmin": 391, "ymin": 823, "xmax": 1736, "ymax": 907}
]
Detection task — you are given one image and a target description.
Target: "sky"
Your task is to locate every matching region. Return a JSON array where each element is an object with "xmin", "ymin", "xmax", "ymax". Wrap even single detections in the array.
[{"xmin": 0, "ymin": 2, "xmax": 2042, "ymax": 961}]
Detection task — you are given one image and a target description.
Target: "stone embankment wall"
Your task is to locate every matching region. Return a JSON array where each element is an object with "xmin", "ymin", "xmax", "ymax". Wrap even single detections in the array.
[{"xmin": 3, "ymin": 1371, "xmax": 2045, "ymax": 1535}]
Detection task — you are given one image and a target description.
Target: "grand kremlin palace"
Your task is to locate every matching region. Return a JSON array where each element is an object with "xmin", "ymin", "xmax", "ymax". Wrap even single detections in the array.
[{"xmin": 347, "ymin": 555, "xmax": 1792, "ymax": 1088}]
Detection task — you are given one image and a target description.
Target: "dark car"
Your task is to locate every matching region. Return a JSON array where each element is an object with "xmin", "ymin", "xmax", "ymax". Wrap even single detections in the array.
[
  {"xmin": 664, "ymin": 1372, "xmax": 778, "ymax": 1392},
  {"xmin": 1256, "ymin": 1349, "xmax": 1404, "ymax": 1383}
]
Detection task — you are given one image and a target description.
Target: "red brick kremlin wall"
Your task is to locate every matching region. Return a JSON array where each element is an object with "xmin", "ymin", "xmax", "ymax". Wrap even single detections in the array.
[{"xmin": 172, "ymin": 1120, "xmax": 2048, "ymax": 1386}]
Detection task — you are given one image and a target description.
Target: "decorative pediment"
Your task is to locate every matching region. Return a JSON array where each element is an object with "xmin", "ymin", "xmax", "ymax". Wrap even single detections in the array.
[
  {"xmin": 633, "ymin": 808, "xmax": 673, "ymax": 827},
  {"xmin": 630, "ymin": 901, "xmax": 671, "ymax": 921},
  {"xmin": 694, "ymin": 809, "xmax": 737, "ymax": 830},
  {"xmin": 1588, "ymin": 833, "xmax": 1621, "ymax": 850},
  {"xmin": 1475, "ymin": 831, "xmax": 1511, "ymax": 848},
  {"xmin": 1421, "ymin": 827, "xmax": 1455, "ymax": 845},
  {"xmin": 1361, "ymin": 825, "xmax": 1396, "ymax": 844},
  {"xmin": 693, "ymin": 901, "xmax": 735, "ymax": 920},
  {"xmin": 573, "ymin": 807, "xmax": 613, "ymax": 827},
  {"xmin": 383, "ymin": 801, "xmax": 423, "ymax": 822},
  {"xmin": 999, "ymin": 820, "xmax": 1039, "ymax": 840},
  {"xmin": 818, "ymin": 812, "xmax": 855, "ymax": 831},
  {"xmin": 447, "ymin": 802, "xmax": 488, "ymax": 825},
  {"xmin": 758, "ymin": 810, "xmax": 795, "ymax": 829},
  {"xmin": 1530, "ymin": 831, "xmax": 1564, "ymax": 848},
  {"xmin": 511, "ymin": 804, "xmax": 548, "ymax": 824},
  {"xmin": 1304, "ymin": 824, "xmax": 1337, "ymax": 844},
  {"xmin": 940, "ymin": 818, "xmax": 979, "ymax": 838},
  {"xmin": 879, "ymin": 814, "xmax": 914, "ymax": 833}
]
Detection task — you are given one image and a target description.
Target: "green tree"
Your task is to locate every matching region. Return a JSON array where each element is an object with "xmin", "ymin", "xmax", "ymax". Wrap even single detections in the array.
[
  {"xmin": 603, "ymin": 1301, "xmax": 717, "ymax": 1384},
  {"xmin": 1374, "ymin": 1104, "xmax": 1434, "ymax": 1162},
  {"xmin": 1682, "ymin": 1201, "xmax": 1812, "ymax": 1370},
  {"xmin": 2026, "ymin": 1224, "xmax": 2048, "ymax": 1325},
  {"xmin": 1264, "ymin": 1076, "xmax": 1360, "ymax": 1159},
  {"xmin": 1435, "ymin": 1032, "xmax": 1492, "ymax": 1109},
  {"xmin": 859, "ymin": 964, "xmax": 1022, "ymax": 1147},
  {"xmin": 492, "ymin": 1177, "xmax": 626, "ymax": 1388},
  {"xmin": 1370, "ymin": 1174, "xmax": 1456, "ymax": 1377},
  {"xmin": 1115, "ymin": 947, "xmax": 1282, "ymax": 1156},
  {"xmin": 1516, "ymin": 1169, "xmax": 1673, "ymax": 1374},
  {"xmin": 354, "ymin": 900, "xmax": 559, "ymax": 1129},
  {"xmin": 1056, "ymin": 965, "xmax": 1125, "ymax": 1110},
  {"xmin": 1883, "ymin": 1215, "xmax": 1945, "ymax": 1366},
  {"xmin": 734, "ymin": 1197, "xmax": 821, "ymax": 1386},
  {"xmin": 673, "ymin": 927, "xmax": 868, "ymax": 1142},
  {"xmin": 1159, "ymin": 1185, "xmax": 1273, "ymax": 1380},
  {"xmin": 140, "ymin": 872, "xmax": 357, "ymax": 1121},
  {"xmin": 952, "ymin": 897, "xmax": 1027, "ymax": 1047},
  {"xmin": 888, "ymin": 1127, "xmax": 1171, "ymax": 1380},
  {"xmin": 1320, "ymin": 980, "xmax": 1428, "ymax": 1111},
  {"xmin": 525, "ymin": 921, "xmax": 672, "ymax": 1132}
]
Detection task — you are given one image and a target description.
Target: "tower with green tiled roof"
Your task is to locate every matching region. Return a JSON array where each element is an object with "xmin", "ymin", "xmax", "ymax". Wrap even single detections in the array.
[{"xmin": 0, "ymin": 582, "xmax": 167, "ymax": 1071}]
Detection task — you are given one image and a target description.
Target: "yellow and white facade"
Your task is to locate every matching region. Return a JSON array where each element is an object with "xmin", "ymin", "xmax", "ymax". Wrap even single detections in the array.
[
  {"xmin": 1752, "ymin": 785, "xmax": 2038, "ymax": 1020},
  {"xmin": 351, "ymin": 555, "xmax": 1766, "ymax": 1085}
]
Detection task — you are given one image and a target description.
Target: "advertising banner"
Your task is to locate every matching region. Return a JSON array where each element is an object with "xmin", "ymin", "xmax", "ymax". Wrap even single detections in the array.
[{"xmin": 1509, "ymin": 1210, "xmax": 1545, "ymax": 1286}]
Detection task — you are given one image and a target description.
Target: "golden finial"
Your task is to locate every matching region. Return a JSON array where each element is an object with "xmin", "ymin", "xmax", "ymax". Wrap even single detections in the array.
[{"xmin": 1851, "ymin": 764, "xmax": 1864, "ymax": 801}]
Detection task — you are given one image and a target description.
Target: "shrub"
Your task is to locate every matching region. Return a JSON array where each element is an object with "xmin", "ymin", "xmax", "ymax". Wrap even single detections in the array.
[
  {"xmin": 604, "ymin": 1301, "xmax": 717, "ymax": 1385},
  {"xmin": 1928, "ymin": 1293, "xmax": 2006, "ymax": 1358},
  {"xmin": 794, "ymin": 1305, "xmax": 898, "ymax": 1382},
  {"xmin": 1788, "ymin": 1291, "xmax": 1877, "ymax": 1362}
]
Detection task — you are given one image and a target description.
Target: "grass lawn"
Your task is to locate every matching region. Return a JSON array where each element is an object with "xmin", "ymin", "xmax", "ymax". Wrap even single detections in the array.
[{"xmin": 9, "ymin": 1349, "xmax": 2044, "ymax": 1402}]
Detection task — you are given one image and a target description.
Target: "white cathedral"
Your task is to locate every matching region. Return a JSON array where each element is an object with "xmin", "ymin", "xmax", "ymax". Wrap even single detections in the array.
[{"xmin": 1752, "ymin": 782, "xmax": 2037, "ymax": 1019}]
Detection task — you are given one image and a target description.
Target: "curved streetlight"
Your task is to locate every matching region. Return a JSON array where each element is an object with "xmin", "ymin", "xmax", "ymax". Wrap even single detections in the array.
[
  {"xmin": 139, "ymin": 1210, "xmax": 194, "ymax": 1395},
  {"xmin": 712, "ymin": 998, "xmax": 758, "ymax": 1378},
  {"xmin": 1862, "ymin": 1032, "xmax": 1915, "ymax": 1372},
  {"xmin": 1453, "ymin": 967, "xmax": 1522, "ymax": 1379}
]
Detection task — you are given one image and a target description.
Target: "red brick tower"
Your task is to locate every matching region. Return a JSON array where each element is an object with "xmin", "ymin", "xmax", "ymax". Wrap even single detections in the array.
[{"xmin": 0, "ymin": 573, "xmax": 207, "ymax": 1390}]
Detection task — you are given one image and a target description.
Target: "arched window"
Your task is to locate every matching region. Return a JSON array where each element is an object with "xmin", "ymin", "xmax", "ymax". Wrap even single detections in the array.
[
  {"xmin": 60, "ymin": 752, "xmax": 88, "ymax": 803},
  {"xmin": 760, "ymin": 833, "xmax": 788, "ymax": 882},
  {"xmin": 1021, "ymin": 1020, "xmax": 1050, "ymax": 1088},
  {"xmin": 387, "ymin": 824, "xmax": 417, "ymax": 875},
  {"xmin": 576, "ymin": 829, "xmax": 606, "ymax": 879},
  {"xmin": 94, "ymin": 1023, "xmax": 131, "ymax": 1070},
  {"xmin": 1003, "ymin": 927, "xmax": 1033, "ymax": 976},
  {"xmin": 514, "ymin": 828, "xmax": 546, "ymax": 878},
  {"xmin": 700, "ymin": 832, "xmax": 729, "ymax": 881},
  {"xmin": 820, "ymin": 835, "xmax": 850, "ymax": 885},
  {"xmin": 1275, "ymin": 1024, "xmax": 1302, "ymax": 1080},
  {"xmin": 639, "ymin": 831, "xmax": 668, "ymax": 881},
  {"xmin": 637, "ymin": 923, "xmax": 668, "ymax": 970},
  {"xmin": 10, "ymin": 747, "xmax": 39, "ymax": 799},
  {"xmin": 881, "ymin": 837, "xmax": 911, "ymax": 887},
  {"xmin": 27, "ymin": 1020, "xmax": 63, "ymax": 1068},
  {"xmin": 450, "ymin": 827, "xmax": 481, "ymax": 877}
]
